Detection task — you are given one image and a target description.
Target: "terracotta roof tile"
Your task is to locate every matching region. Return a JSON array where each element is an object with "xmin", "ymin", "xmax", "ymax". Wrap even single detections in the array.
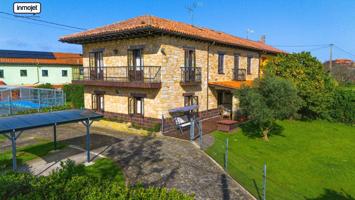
[
  {"xmin": 60, "ymin": 16, "xmax": 283, "ymax": 54},
  {"xmin": 208, "ymin": 80, "xmax": 253, "ymax": 89},
  {"xmin": 0, "ymin": 52, "xmax": 82, "ymax": 65}
]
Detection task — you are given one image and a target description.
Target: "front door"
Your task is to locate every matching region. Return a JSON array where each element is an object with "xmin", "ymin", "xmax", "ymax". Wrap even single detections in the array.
[
  {"xmin": 92, "ymin": 94, "xmax": 104, "ymax": 112},
  {"xmin": 128, "ymin": 49, "xmax": 143, "ymax": 81}
]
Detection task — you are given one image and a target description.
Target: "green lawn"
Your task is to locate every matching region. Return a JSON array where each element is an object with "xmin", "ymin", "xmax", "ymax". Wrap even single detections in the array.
[
  {"xmin": 0, "ymin": 141, "xmax": 65, "ymax": 169},
  {"xmin": 0, "ymin": 135, "xmax": 5, "ymax": 142},
  {"xmin": 206, "ymin": 120, "xmax": 355, "ymax": 200},
  {"xmin": 85, "ymin": 158, "xmax": 125, "ymax": 186}
]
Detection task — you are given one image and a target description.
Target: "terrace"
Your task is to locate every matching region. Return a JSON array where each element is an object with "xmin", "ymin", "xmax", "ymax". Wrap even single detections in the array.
[{"xmin": 73, "ymin": 66, "xmax": 161, "ymax": 89}]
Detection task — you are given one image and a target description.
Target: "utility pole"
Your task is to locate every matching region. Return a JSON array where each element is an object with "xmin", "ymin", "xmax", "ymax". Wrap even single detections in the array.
[{"xmin": 329, "ymin": 44, "xmax": 334, "ymax": 72}]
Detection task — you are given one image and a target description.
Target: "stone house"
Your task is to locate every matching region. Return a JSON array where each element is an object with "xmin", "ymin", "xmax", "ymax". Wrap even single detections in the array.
[{"xmin": 60, "ymin": 16, "xmax": 282, "ymax": 129}]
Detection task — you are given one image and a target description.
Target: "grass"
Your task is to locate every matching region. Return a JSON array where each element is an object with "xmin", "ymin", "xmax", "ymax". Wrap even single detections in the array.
[
  {"xmin": 0, "ymin": 141, "xmax": 66, "ymax": 170},
  {"xmin": 0, "ymin": 135, "xmax": 5, "ymax": 142},
  {"xmin": 93, "ymin": 119, "xmax": 152, "ymax": 136},
  {"xmin": 85, "ymin": 158, "xmax": 125, "ymax": 186},
  {"xmin": 206, "ymin": 120, "xmax": 355, "ymax": 200}
]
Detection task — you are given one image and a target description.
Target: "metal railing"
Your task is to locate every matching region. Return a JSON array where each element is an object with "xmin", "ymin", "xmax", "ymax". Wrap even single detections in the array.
[
  {"xmin": 233, "ymin": 69, "xmax": 246, "ymax": 81},
  {"xmin": 73, "ymin": 66, "xmax": 161, "ymax": 83},
  {"xmin": 181, "ymin": 67, "xmax": 202, "ymax": 83}
]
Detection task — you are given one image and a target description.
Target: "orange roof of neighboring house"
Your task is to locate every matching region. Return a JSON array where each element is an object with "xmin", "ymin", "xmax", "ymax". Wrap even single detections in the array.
[
  {"xmin": 60, "ymin": 15, "xmax": 283, "ymax": 54},
  {"xmin": 0, "ymin": 81, "xmax": 6, "ymax": 85},
  {"xmin": 0, "ymin": 50, "xmax": 82, "ymax": 65},
  {"xmin": 208, "ymin": 80, "xmax": 253, "ymax": 89}
]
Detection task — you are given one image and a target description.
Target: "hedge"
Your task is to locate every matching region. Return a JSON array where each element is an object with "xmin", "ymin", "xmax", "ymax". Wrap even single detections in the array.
[
  {"xmin": 63, "ymin": 84, "xmax": 84, "ymax": 109},
  {"xmin": 0, "ymin": 160, "xmax": 193, "ymax": 200}
]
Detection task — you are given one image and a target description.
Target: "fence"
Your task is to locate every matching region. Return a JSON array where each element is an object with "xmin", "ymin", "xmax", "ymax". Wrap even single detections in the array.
[{"xmin": 0, "ymin": 86, "xmax": 65, "ymax": 116}]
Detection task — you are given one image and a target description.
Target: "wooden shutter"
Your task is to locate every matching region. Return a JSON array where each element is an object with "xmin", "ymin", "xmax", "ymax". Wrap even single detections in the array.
[
  {"xmin": 128, "ymin": 97, "xmax": 134, "ymax": 115},
  {"xmin": 89, "ymin": 52, "xmax": 95, "ymax": 67},
  {"xmin": 127, "ymin": 50, "xmax": 133, "ymax": 67},
  {"xmin": 92, "ymin": 94, "xmax": 97, "ymax": 110}
]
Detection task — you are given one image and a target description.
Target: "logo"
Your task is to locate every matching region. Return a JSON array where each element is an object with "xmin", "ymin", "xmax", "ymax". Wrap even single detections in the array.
[{"xmin": 13, "ymin": 2, "xmax": 41, "ymax": 14}]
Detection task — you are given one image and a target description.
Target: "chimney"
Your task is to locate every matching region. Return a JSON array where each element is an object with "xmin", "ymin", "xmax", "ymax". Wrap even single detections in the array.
[{"xmin": 260, "ymin": 35, "xmax": 266, "ymax": 44}]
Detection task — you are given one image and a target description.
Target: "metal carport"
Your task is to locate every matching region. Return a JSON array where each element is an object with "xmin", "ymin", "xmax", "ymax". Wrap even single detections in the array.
[{"xmin": 0, "ymin": 109, "xmax": 103, "ymax": 170}]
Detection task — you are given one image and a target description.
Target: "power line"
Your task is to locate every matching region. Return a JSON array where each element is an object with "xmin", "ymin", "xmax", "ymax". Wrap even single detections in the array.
[
  {"xmin": 333, "ymin": 45, "xmax": 355, "ymax": 59},
  {"xmin": 0, "ymin": 15, "xmax": 78, "ymax": 32},
  {"xmin": 271, "ymin": 44, "xmax": 329, "ymax": 47},
  {"xmin": 0, "ymin": 11, "xmax": 86, "ymax": 31}
]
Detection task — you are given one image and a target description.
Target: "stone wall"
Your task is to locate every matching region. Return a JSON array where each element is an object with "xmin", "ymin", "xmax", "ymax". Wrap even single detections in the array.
[{"xmin": 82, "ymin": 35, "xmax": 260, "ymax": 122}]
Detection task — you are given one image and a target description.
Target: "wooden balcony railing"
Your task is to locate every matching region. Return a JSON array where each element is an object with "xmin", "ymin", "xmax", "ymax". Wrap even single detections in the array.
[
  {"xmin": 233, "ymin": 69, "xmax": 246, "ymax": 81},
  {"xmin": 180, "ymin": 67, "xmax": 202, "ymax": 84}
]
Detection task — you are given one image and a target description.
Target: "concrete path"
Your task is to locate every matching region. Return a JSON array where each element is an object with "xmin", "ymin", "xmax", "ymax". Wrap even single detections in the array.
[{"xmin": 9, "ymin": 123, "xmax": 254, "ymax": 200}]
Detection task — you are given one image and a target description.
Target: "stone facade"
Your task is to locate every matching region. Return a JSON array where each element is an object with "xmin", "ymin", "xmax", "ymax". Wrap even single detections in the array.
[{"xmin": 81, "ymin": 35, "xmax": 261, "ymax": 123}]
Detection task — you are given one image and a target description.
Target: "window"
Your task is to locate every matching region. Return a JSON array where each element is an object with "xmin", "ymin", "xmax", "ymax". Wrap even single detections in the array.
[
  {"xmin": 128, "ymin": 96, "xmax": 144, "ymax": 116},
  {"xmin": 184, "ymin": 48, "xmax": 195, "ymax": 68},
  {"xmin": 0, "ymin": 70, "xmax": 4, "ymax": 78},
  {"xmin": 20, "ymin": 70, "xmax": 27, "ymax": 77},
  {"xmin": 247, "ymin": 56, "xmax": 252, "ymax": 74},
  {"xmin": 79, "ymin": 67, "xmax": 84, "ymax": 75},
  {"xmin": 42, "ymin": 70, "xmax": 48, "ymax": 77},
  {"xmin": 218, "ymin": 53, "xmax": 224, "ymax": 74},
  {"xmin": 184, "ymin": 95, "xmax": 198, "ymax": 107},
  {"xmin": 62, "ymin": 70, "xmax": 68, "ymax": 77}
]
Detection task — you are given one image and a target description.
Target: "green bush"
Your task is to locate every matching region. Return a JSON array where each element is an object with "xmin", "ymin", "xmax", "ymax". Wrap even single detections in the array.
[
  {"xmin": 265, "ymin": 52, "xmax": 337, "ymax": 119},
  {"xmin": 0, "ymin": 160, "xmax": 193, "ymax": 200},
  {"xmin": 35, "ymin": 83, "xmax": 54, "ymax": 89},
  {"xmin": 63, "ymin": 84, "xmax": 84, "ymax": 108},
  {"xmin": 330, "ymin": 88, "xmax": 355, "ymax": 124},
  {"xmin": 236, "ymin": 76, "xmax": 301, "ymax": 140}
]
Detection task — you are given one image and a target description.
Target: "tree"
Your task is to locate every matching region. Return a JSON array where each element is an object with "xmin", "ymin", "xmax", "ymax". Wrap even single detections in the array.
[
  {"xmin": 265, "ymin": 52, "xmax": 337, "ymax": 119},
  {"xmin": 236, "ymin": 76, "xmax": 301, "ymax": 140}
]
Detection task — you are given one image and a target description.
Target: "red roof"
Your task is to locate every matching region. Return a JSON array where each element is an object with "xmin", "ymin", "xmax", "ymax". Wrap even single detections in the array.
[
  {"xmin": 0, "ymin": 81, "xmax": 6, "ymax": 85},
  {"xmin": 208, "ymin": 80, "xmax": 253, "ymax": 89},
  {"xmin": 60, "ymin": 15, "xmax": 283, "ymax": 54},
  {"xmin": 0, "ymin": 52, "xmax": 82, "ymax": 65}
]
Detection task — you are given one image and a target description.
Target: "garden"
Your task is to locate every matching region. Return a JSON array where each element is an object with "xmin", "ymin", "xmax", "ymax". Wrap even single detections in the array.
[{"xmin": 206, "ymin": 52, "xmax": 354, "ymax": 200}]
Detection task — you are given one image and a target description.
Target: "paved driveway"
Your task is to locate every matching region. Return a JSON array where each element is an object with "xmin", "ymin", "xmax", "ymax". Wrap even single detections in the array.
[{"xmin": 5, "ymin": 123, "xmax": 254, "ymax": 200}]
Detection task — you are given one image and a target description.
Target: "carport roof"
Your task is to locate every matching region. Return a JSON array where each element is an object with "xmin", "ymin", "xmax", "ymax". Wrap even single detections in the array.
[{"xmin": 0, "ymin": 109, "xmax": 103, "ymax": 134}]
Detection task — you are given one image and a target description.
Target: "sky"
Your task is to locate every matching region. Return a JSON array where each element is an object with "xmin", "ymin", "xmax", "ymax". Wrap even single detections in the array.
[{"xmin": 0, "ymin": 0, "xmax": 354, "ymax": 62}]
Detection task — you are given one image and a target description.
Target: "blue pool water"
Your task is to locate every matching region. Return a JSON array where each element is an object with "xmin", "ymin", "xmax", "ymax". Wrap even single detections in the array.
[{"xmin": 0, "ymin": 100, "xmax": 48, "ymax": 109}]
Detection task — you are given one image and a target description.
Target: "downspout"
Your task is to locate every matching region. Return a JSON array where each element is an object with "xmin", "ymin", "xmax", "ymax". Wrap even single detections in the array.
[
  {"xmin": 34, "ymin": 59, "xmax": 40, "ymax": 85},
  {"xmin": 258, "ymin": 52, "xmax": 261, "ymax": 78},
  {"xmin": 206, "ymin": 41, "xmax": 215, "ymax": 111}
]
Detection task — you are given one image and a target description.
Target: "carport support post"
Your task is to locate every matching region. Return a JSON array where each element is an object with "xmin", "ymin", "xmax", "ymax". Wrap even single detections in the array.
[
  {"xmin": 82, "ymin": 119, "xmax": 94, "ymax": 163},
  {"xmin": 10, "ymin": 131, "xmax": 17, "ymax": 170},
  {"xmin": 53, "ymin": 123, "xmax": 57, "ymax": 150},
  {"xmin": 190, "ymin": 119, "xmax": 195, "ymax": 141}
]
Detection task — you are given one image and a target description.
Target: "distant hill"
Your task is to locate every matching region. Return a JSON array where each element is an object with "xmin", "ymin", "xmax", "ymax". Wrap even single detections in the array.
[{"xmin": 324, "ymin": 59, "xmax": 355, "ymax": 84}]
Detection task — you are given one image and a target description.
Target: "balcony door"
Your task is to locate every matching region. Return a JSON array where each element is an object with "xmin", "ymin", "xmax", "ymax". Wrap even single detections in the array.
[
  {"xmin": 128, "ymin": 49, "xmax": 143, "ymax": 82},
  {"xmin": 89, "ymin": 51, "xmax": 104, "ymax": 80},
  {"xmin": 184, "ymin": 48, "xmax": 195, "ymax": 81}
]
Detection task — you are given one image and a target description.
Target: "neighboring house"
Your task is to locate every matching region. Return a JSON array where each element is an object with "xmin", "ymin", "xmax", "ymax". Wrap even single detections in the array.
[
  {"xmin": 0, "ymin": 50, "xmax": 83, "ymax": 86},
  {"xmin": 324, "ymin": 59, "xmax": 355, "ymax": 84},
  {"xmin": 60, "ymin": 15, "xmax": 283, "ymax": 129}
]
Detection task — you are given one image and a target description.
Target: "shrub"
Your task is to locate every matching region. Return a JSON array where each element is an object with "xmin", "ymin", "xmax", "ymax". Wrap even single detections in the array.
[
  {"xmin": 63, "ymin": 84, "xmax": 84, "ymax": 108},
  {"xmin": 330, "ymin": 88, "xmax": 355, "ymax": 124},
  {"xmin": 265, "ymin": 52, "xmax": 337, "ymax": 119},
  {"xmin": 35, "ymin": 83, "xmax": 54, "ymax": 89},
  {"xmin": 236, "ymin": 76, "xmax": 301, "ymax": 140},
  {"xmin": 0, "ymin": 160, "xmax": 193, "ymax": 200}
]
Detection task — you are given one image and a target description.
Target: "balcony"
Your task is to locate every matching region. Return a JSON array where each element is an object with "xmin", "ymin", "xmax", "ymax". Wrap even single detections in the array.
[
  {"xmin": 233, "ymin": 69, "xmax": 246, "ymax": 81},
  {"xmin": 73, "ymin": 66, "xmax": 161, "ymax": 89},
  {"xmin": 180, "ymin": 67, "xmax": 202, "ymax": 86}
]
